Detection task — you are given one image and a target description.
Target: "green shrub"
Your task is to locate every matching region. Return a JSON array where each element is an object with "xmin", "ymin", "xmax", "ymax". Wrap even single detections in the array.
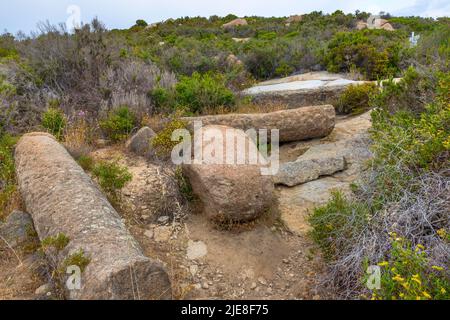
[
  {"xmin": 77, "ymin": 155, "xmax": 94, "ymax": 171},
  {"xmin": 367, "ymin": 235, "xmax": 450, "ymax": 300},
  {"xmin": 308, "ymin": 68, "xmax": 450, "ymax": 299},
  {"xmin": 0, "ymin": 134, "xmax": 18, "ymax": 219},
  {"xmin": 150, "ymin": 87, "xmax": 172, "ymax": 110},
  {"xmin": 92, "ymin": 161, "xmax": 132, "ymax": 195},
  {"xmin": 336, "ymin": 83, "xmax": 378, "ymax": 114},
  {"xmin": 325, "ymin": 30, "xmax": 401, "ymax": 80},
  {"xmin": 151, "ymin": 116, "xmax": 188, "ymax": 158},
  {"xmin": 61, "ymin": 249, "xmax": 91, "ymax": 273},
  {"xmin": 99, "ymin": 106, "xmax": 137, "ymax": 142},
  {"xmin": 41, "ymin": 233, "xmax": 70, "ymax": 251},
  {"xmin": 371, "ymin": 87, "xmax": 450, "ymax": 171},
  {"xmin": 42, "ymin": 108, "xmax": 66, "ymax": 140},
  {"xmin": 308, "ymin": 191, "xmax": 371, "ymax": 260},
  {"xmin": 135, "ymin": 19, "xmax": 148, "ymax": 27},
  {"xmin": 175, "ymin": 72, "xmax": 235, "ymax": 113}
]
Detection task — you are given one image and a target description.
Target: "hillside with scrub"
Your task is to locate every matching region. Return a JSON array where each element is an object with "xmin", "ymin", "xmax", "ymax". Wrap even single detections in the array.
[{"xmin": 0, "ymin": 11, "xmax": 449, "ymax": 300}]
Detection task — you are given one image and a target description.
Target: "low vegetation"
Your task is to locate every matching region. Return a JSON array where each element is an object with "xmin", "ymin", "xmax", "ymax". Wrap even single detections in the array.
[
  {"xmin": 336, "ymin": 82, "xmax": 378, "ymax": 114},
  {"xmin": 309, "ymin": 67, "xmax": 449, "ymax": 299},
  {"xmin": 0, "ymin": 134, "xmax": 19, "ymax": 220},
  {"xmin": 41, "ymin": 107, "xmax": 66, "ymax": 140},
  {"xmin": 92, "ymin": 161, "xmax": 132, "ymax": 198},
  {"xmin": 151, "ymin": 116, "xmax": 188, "ymax": 158},
  {"xmin": 99, "ymin": 106, "xmax": 137, "ymax": 142}
]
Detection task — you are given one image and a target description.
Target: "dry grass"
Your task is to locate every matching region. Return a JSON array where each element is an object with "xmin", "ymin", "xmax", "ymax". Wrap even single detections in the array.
[{"xmin": 63, "ymin": 116, "xmax": 96, "ymax": 159}]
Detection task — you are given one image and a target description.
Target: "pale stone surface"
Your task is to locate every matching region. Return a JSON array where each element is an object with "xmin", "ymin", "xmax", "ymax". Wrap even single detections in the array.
[
  {"xmin": 182, "ymin": 125, "xmax": 275, "ymax": 222},
  {"xmin": 274, "ymin": 146, "xmax": 346, "ymax": 186},
  {"xmin": 286, "ymin": 15, "xmax": 303, "ymax": 23},
  {"xmin": 184, "ymin": 105, "xmax": 335, "ymax": 143},
  {"xmin": 0, "ymin": 210, "xmax": 34, "ymax": 249},
  {"xmin": 125, "ymin": 126, "xmax": 156, "ymax": 157},
  {"xmin": 187, "ymin": 240, "xmax": 208, "ymax": 260},
  {"xmin": 222, "ymin": 18, "xmax": 248, "ymax": 29},
  {"xmin": 153, "ymin": 226, "xmax": 172, "ymax": 243},
  {"xmin": 276, "ymin": 112, "xmax": 373, "ymax": 235},
  {"xmin": 15, "ymin": 133, "xmax": 171, "ymax": 300}
]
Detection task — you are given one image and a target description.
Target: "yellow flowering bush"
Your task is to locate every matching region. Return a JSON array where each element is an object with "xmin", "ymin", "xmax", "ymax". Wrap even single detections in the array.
[{"xmin": 368, "ymin": 234, "xmax": 449, "ymax": 300}]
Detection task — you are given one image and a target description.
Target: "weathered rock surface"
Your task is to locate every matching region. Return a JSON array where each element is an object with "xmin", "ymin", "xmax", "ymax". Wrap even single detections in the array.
[
  {"xmin": 286, "ymin": 15, "xmax": 303, "ymax": 23},
  {"xmin": 276, "ymin": 112, "xmax": 373, "ymax": 235},
  {"xmin": 356, "ymin": 18, "xmax": 395, "ymax": 31},
  {"xmin": 15, "ymin": 133, "xmax": 171, "ymax": 300},
  {"xmin": 125, "ymin": 126, "xmax": 156, "ymax": 157},
  {"xmin": 182, "ymin": 125, "xmax": 274, "ymax": 222},
  {"xmin": 222, "ymin": 18, "xmax": 248, "ymax": 29},
  {"xmin": 121, "ymin": 161, "xmax": 184, "ymax": 223},
  {"xmin": 274, "ymin": 147, "xmax": 345, "ymax": 186},
  {"xmin": 184, "ymin": 105, "xmax": 335, "ymax": 143},
  {"xmin": 0, "ymin": 210, "xmax": 35, "ymax": 249},
  {"xmin": 243, "ymin": 72, "xmax": 366, "ymax": 109}
]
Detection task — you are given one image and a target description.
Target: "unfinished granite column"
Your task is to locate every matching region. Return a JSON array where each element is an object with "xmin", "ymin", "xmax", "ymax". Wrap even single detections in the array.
[
  {"xmin": 183, "ymin": 105, "xmax": 336, "ymax": 143},
  {"xmin": 14, "ymin": 133, "xmax": 171, "ymax": 300}
]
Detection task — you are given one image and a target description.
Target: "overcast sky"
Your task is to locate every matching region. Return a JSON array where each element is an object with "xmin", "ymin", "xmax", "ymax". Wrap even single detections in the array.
[{"xmin": 1, "ymin": 0, "xmax": 449, "ymax": 34}]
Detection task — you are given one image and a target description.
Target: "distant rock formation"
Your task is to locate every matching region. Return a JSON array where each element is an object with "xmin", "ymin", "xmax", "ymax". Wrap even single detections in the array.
[
  {"xmin": 356, "ymin": 18, "xmax": 395, "ymax": 31},
  {"xmin": 222, "ymin": 18, "xmax": 248, "ymax": 29},
  {"xmin": 286, "ymin": 15, "xmax": 303, "ymax": 24}
]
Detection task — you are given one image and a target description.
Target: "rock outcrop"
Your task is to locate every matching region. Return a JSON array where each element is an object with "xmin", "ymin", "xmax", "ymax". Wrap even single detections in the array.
[
  {"xmin": 184, "ymin": 105, "xmax": 335, "ymax": 143},
  {"xmin": 274, "ymin": 146, "xmax": 346, "ymax": 186},
  {"xmin": 356, "ymin": 18, "xmax": 395, "ymax": 31},
  {"xmin": 243, "ymin": 72, "xmax": 369, "ymax": 109},
  {"xmin": 0, "ymin": 210, "xmax": 35, "ymax": 249},
  {"xmin": 276, "ymin": 111, "xmax": 373, "ymax": 235},
  {"xmin": 286, "ymin": 15, "xmax": 303, "ymax": 23},
  {"xmin": 15, "ymin": 133, "xmax": 171, "ymax": 300},
  {"xmin": 182, "ymin": 125, "xmax": 274, "ymax": 222},
  {"xmin": 222, "ymin": 18, "xmax": 248, "ymax": 29},
  {"xmin": 126, "ymin": 126, "xmax": 156, "ymax": 157}
]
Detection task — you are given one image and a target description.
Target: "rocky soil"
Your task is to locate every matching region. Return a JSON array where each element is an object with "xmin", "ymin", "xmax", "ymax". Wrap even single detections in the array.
[{"xmin": 0, "ymin": 111, "xmax": 372, "ymax": 300}]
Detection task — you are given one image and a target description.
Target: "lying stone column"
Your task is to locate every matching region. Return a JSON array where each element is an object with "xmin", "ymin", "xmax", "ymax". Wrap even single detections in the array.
[
  {"xmin": 14, "ymin": 133, "xmax": 171, "ymax": 300},
  {"xmin": 183, "ymin": 105, "xmax": 335, "ymax": 143}
]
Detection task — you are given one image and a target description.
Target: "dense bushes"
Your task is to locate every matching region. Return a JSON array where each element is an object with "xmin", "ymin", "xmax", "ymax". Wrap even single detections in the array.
[
  {"xmin": 309, "ymin": 68, "xmax": 450, "ymax": 299},
  {"xmin": 174, "ymin": 72, "xmax": 235, "ymax": 113},
  {"xmin": 41, "ymin": 107, "xmax": 66, "ymax": 140},
  {"xmin": 151, "ymin": 115, "xmax": 188, "ymax": 158},
  {"xmin": 325, "ymin": 30, "xmax": 403, "ymax": 80},
  {"xmin": 92, "ymin": 161, "xmax": 132, "ymax": 197},
  {"xmin": 99, "ymin": 106, "xmax": 137, "ymax": 142},
  {"xmin": 1, "ymin": 13, "xmax": 448, "ymax": 135},
  {"xmin": 150, "ymin": 72, "xmax": 235, "ymax": 114},
  {"xmin": 336, "ymin": 83, "xmax": 378, "ymax": 114},
  {"xmin": 367, "ymin": 235, "xmax": 449, "ymax": 300}
]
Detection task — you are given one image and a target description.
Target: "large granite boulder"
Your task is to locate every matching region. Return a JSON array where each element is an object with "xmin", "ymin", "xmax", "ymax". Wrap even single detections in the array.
[
  {"xmin": 222, "ymin": 18, "xmax": 248, "ymax": 29},
  {"xmin": 125, "ymin": 126, "xmax": 156, "ymax": 157},
  {"xmin": 182, "ymin": 125, "xmax": 274, "ymax": 222}
]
